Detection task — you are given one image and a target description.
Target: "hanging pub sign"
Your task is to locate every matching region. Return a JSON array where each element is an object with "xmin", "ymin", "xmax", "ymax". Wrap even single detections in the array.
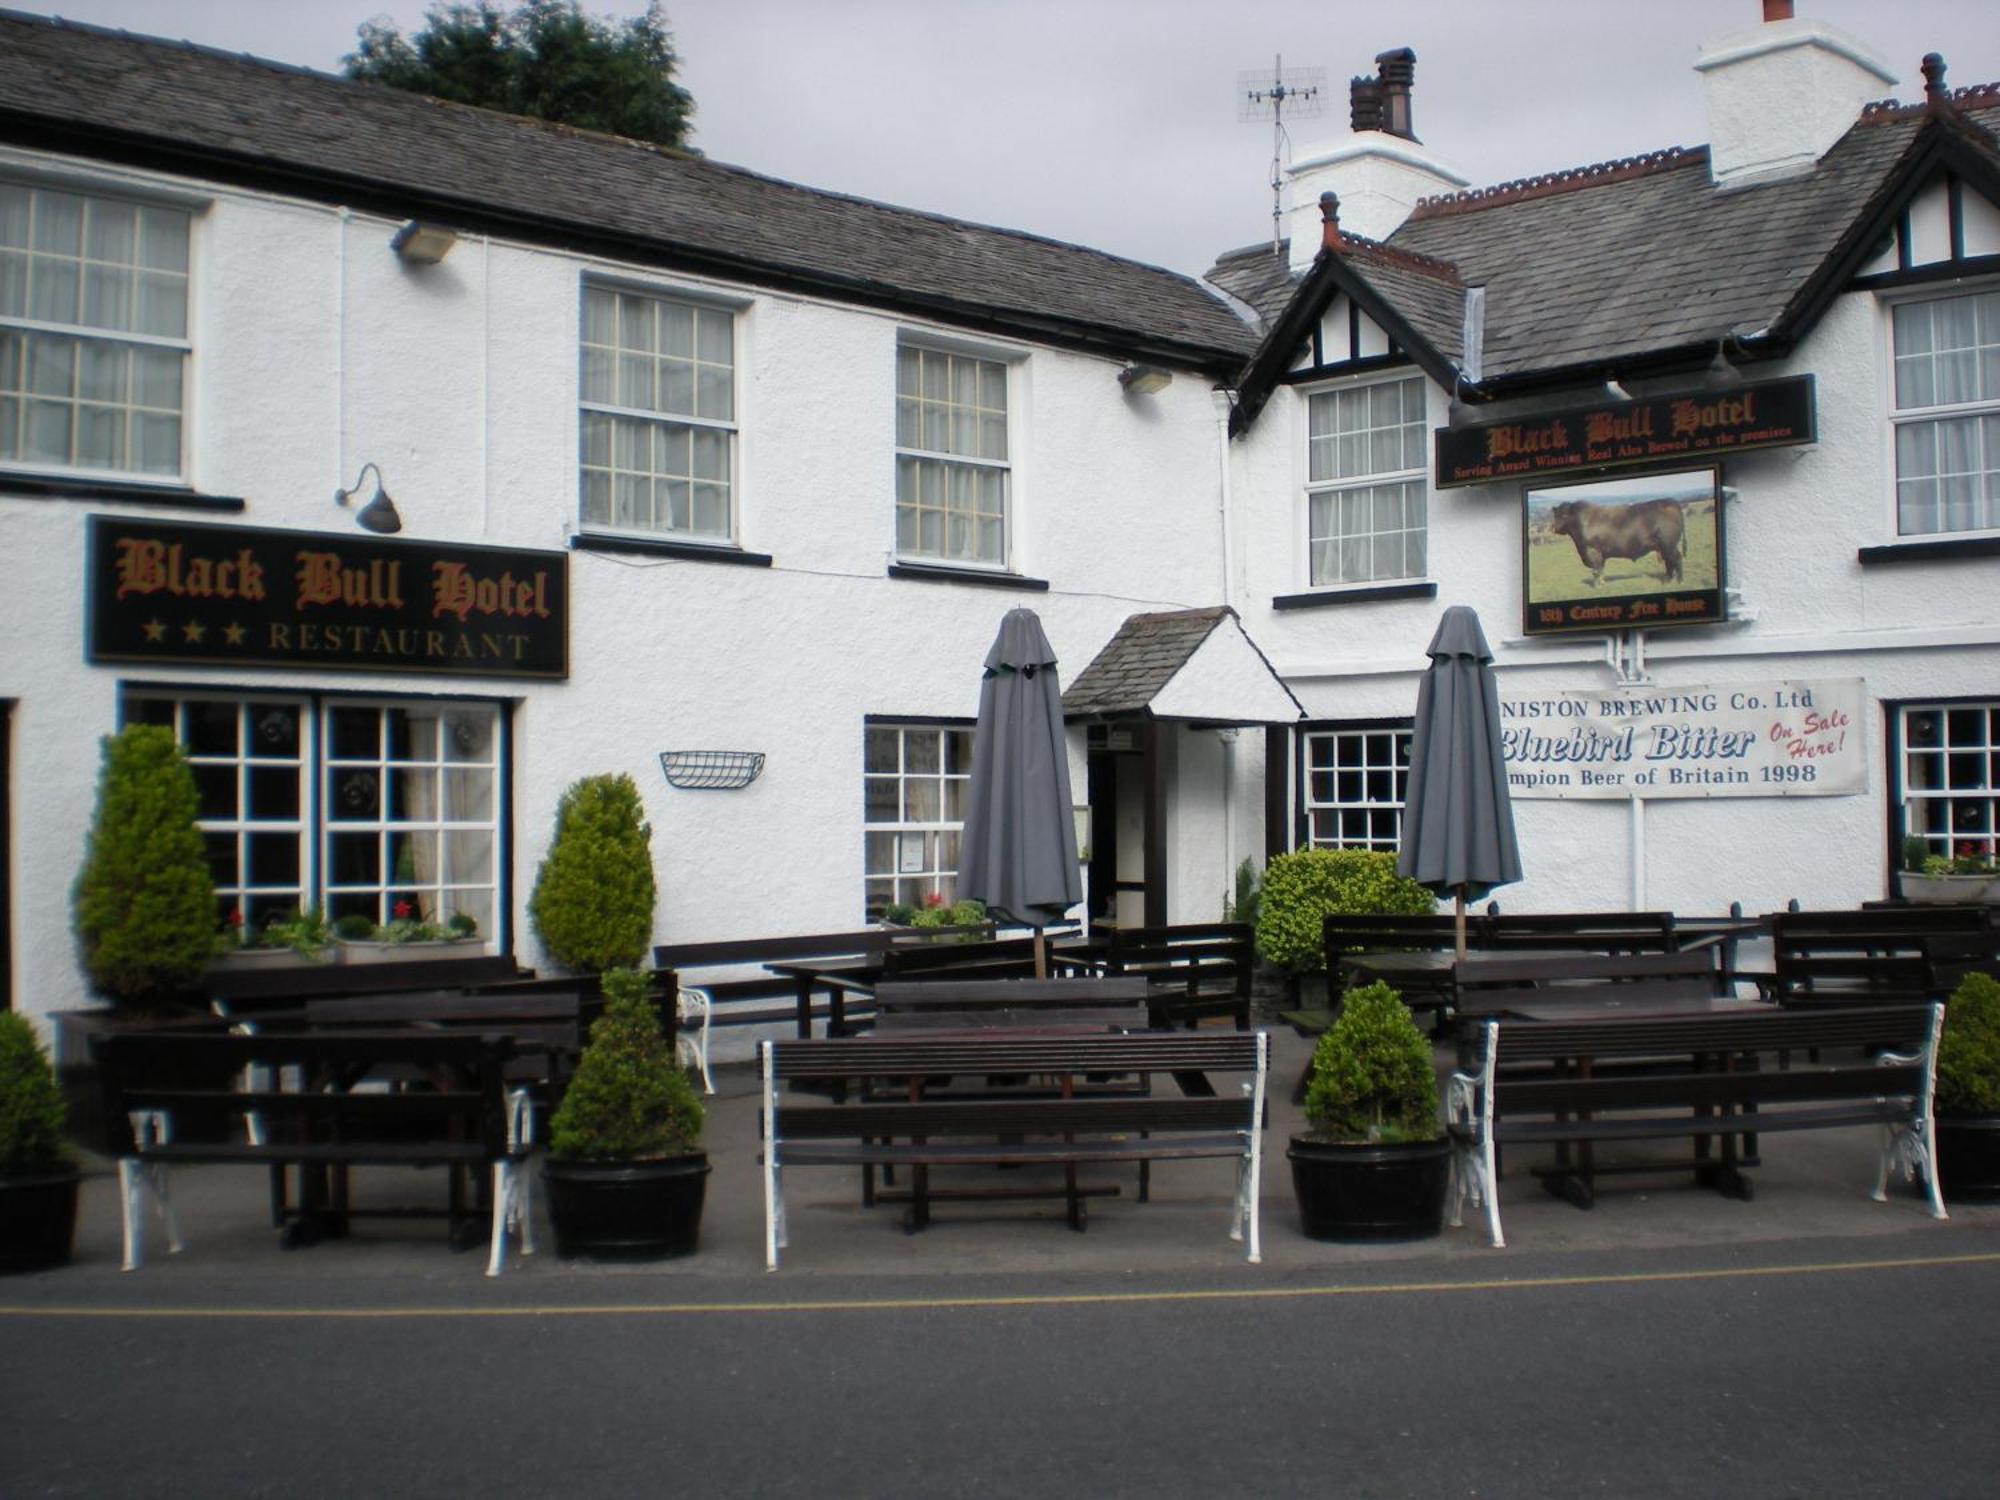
[
  {"xmin": 86, "ymin": 515, "xmax": 569, "ymax": 679},
  {"xmin": 1522, "ymin": 466, "xmax": 1724, "ymax": 636},
  {"xmin": 1433, "ymin": 374, "xmax": 1815, "ymax": 489}
]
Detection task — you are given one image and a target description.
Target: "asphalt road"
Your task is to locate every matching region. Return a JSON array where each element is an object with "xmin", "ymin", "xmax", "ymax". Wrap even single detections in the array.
[{"xmin": 6, "ymin": 1233, "xmax": 1999, "ymax": 1498}]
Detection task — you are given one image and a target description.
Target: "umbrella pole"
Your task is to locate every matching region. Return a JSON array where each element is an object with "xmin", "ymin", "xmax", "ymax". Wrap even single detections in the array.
[
  {"xmin": 1033, "ymin": 926, "xmax": 1048, "ymax": 979},
  {"xmin": 1454, "ymin": 887, "xmax": 1468, "ymax": 961}
]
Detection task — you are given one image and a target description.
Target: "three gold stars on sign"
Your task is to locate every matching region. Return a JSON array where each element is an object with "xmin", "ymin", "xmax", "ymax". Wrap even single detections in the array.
[{"xmin": 141, "ymin": 618, "xmax": 246, "ymax": 646}]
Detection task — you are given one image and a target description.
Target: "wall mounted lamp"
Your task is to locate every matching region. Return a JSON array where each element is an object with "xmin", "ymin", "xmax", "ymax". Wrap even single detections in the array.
[
  {"xmin": 333, "ymin": 462, "xmax": 403, "ymax": 534},
  {"xmin": 391, "ymin": 220, "xmax": 458, "ymax": 264},
  {"xmin": 1117, "ymin": 363, "xmax": 1173, "ymax": 396},
  {"xmin": 1703, "ymin": 336, "xmax": 1746, "ymax": 389}
]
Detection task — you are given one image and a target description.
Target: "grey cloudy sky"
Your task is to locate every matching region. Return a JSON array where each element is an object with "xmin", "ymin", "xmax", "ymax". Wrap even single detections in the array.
[{"xmin": 10, "ymin": 1, "xmax": 1999, "ymax": 276}]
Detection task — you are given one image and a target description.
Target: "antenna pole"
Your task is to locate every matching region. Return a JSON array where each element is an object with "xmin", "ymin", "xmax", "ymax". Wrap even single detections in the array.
[{"xmin": 1242, "ymin": 54, "xmax": 1322, "ymax": 255}]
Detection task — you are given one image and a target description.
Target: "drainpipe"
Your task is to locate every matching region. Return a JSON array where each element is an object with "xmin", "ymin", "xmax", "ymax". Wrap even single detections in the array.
[{"xmin": 1214, "ymin": 390, "xmax": 1236, "ymax": 608}]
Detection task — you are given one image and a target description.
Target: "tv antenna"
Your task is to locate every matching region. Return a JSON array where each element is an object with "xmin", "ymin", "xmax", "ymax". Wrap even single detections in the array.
[{"xmin": 1240, "ymin": 55, "xmax": 1325, "ymax": 254}]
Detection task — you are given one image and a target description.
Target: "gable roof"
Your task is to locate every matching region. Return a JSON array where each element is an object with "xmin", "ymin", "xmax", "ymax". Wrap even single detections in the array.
[
  {"xmin": 1063, "ymin": 606, "xmax": 1303, "ymax": 725},
  {"xmin": 1224, "ymin": 83, "xmax": 2000, "ymax": 426},
  {"xmin": 0, "ymin": 10, "xmax": 1257, "ymax": 374}
]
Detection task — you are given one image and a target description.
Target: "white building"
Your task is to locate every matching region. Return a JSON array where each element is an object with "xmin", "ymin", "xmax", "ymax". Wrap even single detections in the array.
[{"xmin": 3, "ymin": 7, "xmax": 1998, "ymax": 1032}]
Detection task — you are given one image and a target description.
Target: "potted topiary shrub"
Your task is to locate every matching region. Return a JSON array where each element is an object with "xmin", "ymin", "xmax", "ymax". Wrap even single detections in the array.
[
  {"xmin": 1934, "ymin": 970, "xmax": 2000, "ymax": 1202},
  {"xmin": 528, "ymin": 773, "xmax": 657, "ymax": 973},
  {"xmin": 0, "ymin": 1013, "xmax": 80, "ymax": 1273},
  {"xmin": 1255, "ymin": 848, "xmax": 1435, "ymax": 1004},
  {"xmin": 72, "ymin": 724, "xmax": 216, "ymax": 1010},
  {"xmin": 1286, "ymin": 981, "xmax": 1450, "ymax": 1241},
  {"xmin": 542, "ymin": 966, "xmax": 708, "ymax": 1258}
]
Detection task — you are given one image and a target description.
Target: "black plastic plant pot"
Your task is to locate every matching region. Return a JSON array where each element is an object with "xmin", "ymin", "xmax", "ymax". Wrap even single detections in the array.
[
  {"xmin": 1287, "ymin": 1135, "xmax": 1451, "ymax": 1242},
  {"xmin": 543, "ymin": 1153, "xmax": 710, "ymax": 1260},
  {"xmin": 1936, "ymin": 1116, "xmax": 2000, "ymax": 1204},
  {"xmin": 0, "ymin": 1165, "xmax": 82, "ymax": 1273}
]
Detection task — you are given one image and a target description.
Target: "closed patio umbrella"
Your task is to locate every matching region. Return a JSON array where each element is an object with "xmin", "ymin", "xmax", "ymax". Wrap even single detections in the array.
[
  {"xmin": 956, "ymin": 607, "xmax": 1082, "ymax": 976},
  {"xmin": 1397, "ymin": 605, "xmax": 1523, "ymax": 958}
]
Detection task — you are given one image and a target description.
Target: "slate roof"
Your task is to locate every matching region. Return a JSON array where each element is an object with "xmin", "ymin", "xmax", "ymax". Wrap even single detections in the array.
[
  {"xmin": 1217, "ymin": 84, "xmax": 2000, "ymax": 413},
  {"xmin": 0, "ymin": 10, "xmax": 1256, "ymax": 372},
  {"xmin": 1062, "ymin": 607, "xmax": 1234, "ymax": 718}
]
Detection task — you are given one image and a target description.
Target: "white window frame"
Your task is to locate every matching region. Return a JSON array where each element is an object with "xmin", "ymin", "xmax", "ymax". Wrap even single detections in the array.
[
  {"xmin": 1898, "ymin": 699, "xmax": 2000, "ymax": 868},
  {"xmin": 1, "ymin": 176, "xmax": 192, "ymax": 482},
  {"xmin": 119, "ymin": 690, "xmax": 505, "ymax": 944},
  {"xmin": 1300, "ymin": 721, "xmax": 1413, "ymax": 851},
  {"xmin": 894, "ymin": 336, "xmax": 1015, "ymax": 570},
  {"xmin": 579, "ymin": 277, "xmax": 738, "ymax": 543},
  {"xmin": 864, "ymin": 719, "xmax": 974, "ymax": 916},
  {"xmin": 1886, "ymin": 282, "xmax": 2000, "ymax": 539},
  {"xmin": 1302, "ymin": 371, "xmax": 1430, "ymax": 587}
]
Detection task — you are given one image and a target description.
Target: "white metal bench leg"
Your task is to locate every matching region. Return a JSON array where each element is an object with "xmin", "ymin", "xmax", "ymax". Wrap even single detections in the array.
[
  {"xmin": 486, "ymin": 1162, "xmax": 514, "ymax": 1277},
  {"xmin": 761, "ymin": 1041, "xmax": 783, "ymax": 1269},
  {"xmin": 504, "ymin": 1087, "xmax": 537, "ymax": 1254},
  {"xmin": 678, "ymin": 988, "xmax": 714, "ymax": 1095},
  {"xmin": 118, "ymin": 1157, "xmax": 145, "ymax": 1272},
  {"xmin": 120, "ymin": 1109, "xmax": 184, "ymax": 1270}
]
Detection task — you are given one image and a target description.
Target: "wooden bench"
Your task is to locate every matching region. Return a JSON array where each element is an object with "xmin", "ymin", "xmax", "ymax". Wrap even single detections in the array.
[
  {"xmin": 1097, "ymin": 922, "xmax": 1254, "ymax": 1030},
  {"xmin": 1447, "ymin": 1004, "xmax": 1948, "ymax": 1247},
  {"xmin": 94, "ymin": 1029, "xmax": 533, "ymax": 1276},
  {"xmin": 652, "ymin": 925, "xmax": 994, "ymax": 1040},
  {"xmin": 1451, "ymin": 948, "xmax": 1725, "ymax": 1020},
  {"xmin": 206, "ymin": 953, "xmax": 529, "ymax": 1019},
  {"xmin": 1481, "ymin": 911, "xmax": 1681, "ymax": 952},
  {"xmin": 758, "ymin": 1031, "xmax": 1270, "ymax": 1268},
  {"xmin": 868, "ymin": 975, "xmax": 1153, "ymax": 1031},
  {"xmin": 1756, "ymin": 907, "xmax": 1996, "ymax": 1009}
]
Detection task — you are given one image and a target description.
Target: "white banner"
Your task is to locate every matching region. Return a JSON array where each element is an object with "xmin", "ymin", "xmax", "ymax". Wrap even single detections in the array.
[{"xmin": 1500, "ymin": 678, "xmax": 1867, "ymax": 799}]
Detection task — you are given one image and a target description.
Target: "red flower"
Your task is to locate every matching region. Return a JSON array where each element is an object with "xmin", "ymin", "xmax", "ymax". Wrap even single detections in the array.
[
  {"xmin": 393, "ymin": 900, "xmax": 413, "ymax": 919},
  {"xmin": 226, "ymin": 909, "xmax": 244, "ymax": 928},
  {"xmin": 922, "ymin": 891, "xmax": 946, "ymax": 908}
]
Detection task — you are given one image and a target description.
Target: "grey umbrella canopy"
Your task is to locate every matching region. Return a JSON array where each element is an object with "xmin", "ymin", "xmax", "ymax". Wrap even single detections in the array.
[
  {"xmin": 1396, "ymin": 605, "xmax": 1523, "ymax": 956},
  {"xmin": 956, "ymin": 608, "xmax": 1082, "ymax": 956}
]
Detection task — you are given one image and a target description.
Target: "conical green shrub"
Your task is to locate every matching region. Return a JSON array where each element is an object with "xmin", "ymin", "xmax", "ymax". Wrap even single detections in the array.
[
  {"xmin": 528, "ymin": 772, "xmax": 656, "ymax": 972},
  {"xmin": 548, "ymin": 967, "xmax": 702, "ymax": 1159},
  {"xmin": 72, "ymin": 724, "xmax": 216, "ymax": 1005},
  {"xmin": 1302, "ymin": 981, "xmax": 1440, "ymax": 1143},
  {"xmin": 0, "ymin": 1013, "xmax": 69, "ymax": 1172}
]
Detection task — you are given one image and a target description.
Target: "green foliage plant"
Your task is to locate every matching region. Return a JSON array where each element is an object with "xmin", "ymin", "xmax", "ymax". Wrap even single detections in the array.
[
  {"xmin": 1937, "ymin": 971, "xmax": 2000, "ymax": 1118},
  {"xmin": 1255, "ymin": 848, "xmax": 1434, "ymax": 973},
  {"xmin": 0, "ymin": 1014, "xmax": 70, "ymax": 1174},
  {"xmin": 1224, "ymin": 857, "xmax": 1262, "ymax": 930},
  {"xmin": 1302, "ymin": 982, "xmax": 1440, "ymax": 1144},
  {"xmin": 345, "ymin": 0, "xmax": 697, "ymax": 149},
  {"xmin": 254, "ymin": 907, "xmax": 331, "ymax": 959},
  {"xmin": 529, "ymin": 772, "xmax": 657, "ymax": 973},
  {"xmin": 73, "ymin": 724, "xmax": 217, "ymax": 1005},
  {"xmin": 1901, "ymin": 835, "xmax": 1933, "ymax": 874},
  {"xmin": 332, "ymin": 913, "xmax": 378, "ymax": 941},
  {"xmin": 548, "ymin": 967, "xmax": 703, "ymax": 1159}
]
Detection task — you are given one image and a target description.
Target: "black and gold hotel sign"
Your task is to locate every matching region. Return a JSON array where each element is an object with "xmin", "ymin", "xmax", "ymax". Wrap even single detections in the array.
[
  {"xmin": 1433, "ymin": 375, "xmax": 1816, "ymax": 489},
  {"xmin": 87, "ymin": 516, "xmax": 569, "ymax": 679}
]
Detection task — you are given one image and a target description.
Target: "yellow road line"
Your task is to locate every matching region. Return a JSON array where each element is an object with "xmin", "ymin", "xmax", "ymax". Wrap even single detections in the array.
[{"xmin": 3, "ymin": 1250, "xmax": 1996, "ymax": 1320}]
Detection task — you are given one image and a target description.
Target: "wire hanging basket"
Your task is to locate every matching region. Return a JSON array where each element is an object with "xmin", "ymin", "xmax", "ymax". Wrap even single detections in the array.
[{"xmin": 659, "ymin": 750, "xmax": 765, "ymax": 791}]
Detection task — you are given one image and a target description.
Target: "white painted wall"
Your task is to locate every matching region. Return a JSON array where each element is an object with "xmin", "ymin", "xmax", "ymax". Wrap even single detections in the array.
[{"xmin": 0, "ymin": 146, "xmax": 1249, "ymax": 1032}]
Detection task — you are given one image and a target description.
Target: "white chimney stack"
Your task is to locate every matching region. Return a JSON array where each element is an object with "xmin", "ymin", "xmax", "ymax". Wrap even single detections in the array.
[
  {"xmin": 1695, "ymin": 7, "xmax": 1896, "ymax": 188},
  {"xmin": 1283, "ymin": 48, "xmax": 1466, "ymax": 269}
]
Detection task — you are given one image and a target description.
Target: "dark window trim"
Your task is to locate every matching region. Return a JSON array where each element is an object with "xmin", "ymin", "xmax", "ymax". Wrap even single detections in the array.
[
  {"xmin": 1274, "ymin": 581, "xmax": 1437, "ymax": 610},
  {"xmin": 864, "ymin": 713, "xmax": 975, "ymax": 729},
  {"xmin": 888, "ymin": 562, "xmax": 1049, "ymax": 592},
  {"xmin": 1857, "ymin": 536, "xmax": 2000, "ymax": 566},
  {"xmin": 1, "ymin": 474, "xmax": 245, "ymax": 511},
  {"xmin": 1279, "ymin": 351, "xmax": 1416, "ymax": 386},
  {"xmin": 1851, "ymin": 253, "xmax": 2000, "ymax": 293},
  {"xmin": 569, "ymin": 532, "xmax": 772, "ymax": 567}
]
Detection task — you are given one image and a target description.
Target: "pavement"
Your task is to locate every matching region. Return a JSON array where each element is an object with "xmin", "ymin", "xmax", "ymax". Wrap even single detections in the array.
[{"xmin": 12, "ymin": 1019, "xmax": 1990, "ymax": 1294}]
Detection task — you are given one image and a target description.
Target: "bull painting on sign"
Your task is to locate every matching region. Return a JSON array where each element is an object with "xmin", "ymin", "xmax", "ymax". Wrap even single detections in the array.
[{"xmin": 1521, "ymin": 466, "xmax": 1725, "ymax": 636}]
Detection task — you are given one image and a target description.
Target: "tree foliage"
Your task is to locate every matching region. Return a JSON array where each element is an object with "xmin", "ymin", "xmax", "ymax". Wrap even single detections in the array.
[
  {"xmin": 0, "ymin": 1013, "xmax": 70, "ymax": 1173},
  {"xmin": 344, "ymin": 1, "xmax": 696, "ymax": 149},
  {"xmin": 528, "ymin": 772, "xmax": 657, "ymax": 972},
  {"xmin": 1254, "ymin": 848, "xmax": 1435, "ymax": 973},
  {"xmin": 1302, "ymin": 982, "xmax": 1440, "ymax": 1143},
  {"xmin": 72, "ymin": 724, "xmax": 217, "ymax": 1005},
  {"xmin": 1938, "ymin": 971, "xmax": 2000, "ymax": 1117},
  {"xmin": 548, "ymin": 967, "xmax": 702, "ymax": 1159}
]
